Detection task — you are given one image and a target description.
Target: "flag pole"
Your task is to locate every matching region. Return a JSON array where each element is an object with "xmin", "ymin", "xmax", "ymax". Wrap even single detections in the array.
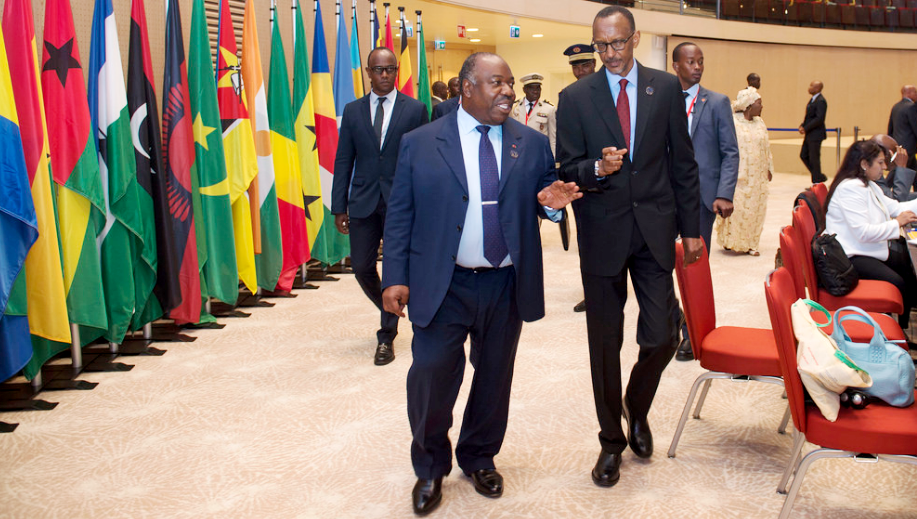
[
  {"xmin": 369, "ymin": 0, "xmax": 376, "ymax": 49},
  {"xmin": 70, "ymin": 324, "xmax": 83, "ymax": 369}
]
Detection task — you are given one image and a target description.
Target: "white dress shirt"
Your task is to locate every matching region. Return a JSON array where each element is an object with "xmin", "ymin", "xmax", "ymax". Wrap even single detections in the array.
[
  {"xmin": 455, "ymin": 106, "xmax": 511, "ymax": 268},
  {"xmin": 369, "ymin": 89, "xmax": 398, "ymax": 149},
  {"xmin": 825, "ymin": 178, "xmax": 917, "ymax": 261}
]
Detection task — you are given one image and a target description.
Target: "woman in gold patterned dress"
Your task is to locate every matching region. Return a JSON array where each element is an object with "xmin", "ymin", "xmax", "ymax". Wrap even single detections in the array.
[{"xmin": 715, "ymin": 87, "xmax": 773, "ymax": 256}]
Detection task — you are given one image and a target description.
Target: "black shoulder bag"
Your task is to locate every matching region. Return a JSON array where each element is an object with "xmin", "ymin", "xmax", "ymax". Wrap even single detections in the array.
[{"xmin": 811, "ymin": 233, "xmax": 859, "ymax": 296}]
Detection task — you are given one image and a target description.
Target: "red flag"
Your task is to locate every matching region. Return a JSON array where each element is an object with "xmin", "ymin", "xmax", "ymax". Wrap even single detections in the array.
[
  {"xmin": 384, "ymin": 11, "xmax": 394, "ymax": 51},
  {"xmin": 162, "ymin": 0, "xmax": 201, "ymax": 324}
]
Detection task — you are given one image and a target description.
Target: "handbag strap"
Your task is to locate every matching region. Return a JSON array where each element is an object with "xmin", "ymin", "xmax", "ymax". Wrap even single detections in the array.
[
  {"xmin": 832, "ymin": 305, "xmax": 889, "ymax": 352},
  {"xmin": 802, "ymin": 299, "xmax": 831, "ymax": 328}
]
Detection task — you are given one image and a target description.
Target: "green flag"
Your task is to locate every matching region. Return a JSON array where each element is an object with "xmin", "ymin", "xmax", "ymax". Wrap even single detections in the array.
[
  {"xmin": 416, "ymin": 16, "xmax": 432, "ymax": 118},
  {"xmin": 89, "ymin": 0, "xmax": 154, "ymax": 344},
  {"xmin": 189, "ymin": 0, "xmax": 238, "ymax": 307}
]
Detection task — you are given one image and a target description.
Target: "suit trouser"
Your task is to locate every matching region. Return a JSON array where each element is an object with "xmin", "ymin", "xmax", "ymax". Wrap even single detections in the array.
[
  {"xmin": 699, "ymin": 205, "xmax": 716, "ymax": 254},
  {"xmin": 583, "ymin": 223, "xmax": 679, "ymax": 455},
  {"xmin": 348, "ymin": 199, "xmax": 399, "ymax": 344},
  {"xmin": 800, "ymin": 138, "xmax": 825, "ymax": 183},
  {"xmin": 407, "ymin": 266, "xmax": 523, "ymax": 480}
]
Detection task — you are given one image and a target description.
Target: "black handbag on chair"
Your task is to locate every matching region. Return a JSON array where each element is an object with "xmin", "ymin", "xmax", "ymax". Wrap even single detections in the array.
[{"xmin": 812, "ymin": 233, "xmax": 859, "ymax": 296}]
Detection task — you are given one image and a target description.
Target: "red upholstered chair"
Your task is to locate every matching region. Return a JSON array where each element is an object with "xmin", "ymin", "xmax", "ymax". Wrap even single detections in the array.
[
  {"xmin": 810, "ymin": 182, "xmax": 827, "ymax": 206},
  {"xmin": 667, "ymin": 241, "xmax": 789, "ymax": 458},
  {"xmin": 778, "ymin": 225, "xmax": 907, "ymax": 344},
  {"xmin": 764, "ymin": 268, "xmax": 917, "ymax": 519},
  {"xmin": 791, "ymin": 204, "xmax": 904, "ymax": 314}
]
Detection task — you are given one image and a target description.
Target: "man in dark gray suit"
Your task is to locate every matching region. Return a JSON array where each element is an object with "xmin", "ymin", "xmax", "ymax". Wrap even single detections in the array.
[
  {"xmin": 331, "ymin": 47, "xmax": 429, "ymax": 366},
  {"xmin": 670, "ymin": 42, "xmax": 739, "ymax": 361},
  {"xmin": 872, "ymin": 134, "xmax": 917, "ymax": 202},
  {"xmin": 887, "ymin": 85, "xmax": 917, "ymax": 172},
  {"xmin": 799, "ymin": 80, "xmax": 828, "ymax": 183}
]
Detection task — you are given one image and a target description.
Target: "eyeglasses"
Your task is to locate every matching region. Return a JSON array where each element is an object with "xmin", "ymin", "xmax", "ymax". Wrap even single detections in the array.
[
  {"xmin": 369, "ymin": 66, "xmax": 398, "ymax": 74},
  {"xmin": 592, "ymin": 33, "xmax": 634, "ymax": 53}
]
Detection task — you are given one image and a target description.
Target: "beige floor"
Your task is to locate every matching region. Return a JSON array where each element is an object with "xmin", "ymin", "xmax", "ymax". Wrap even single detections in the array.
[{"xmin": 2, "ymin": 172, "xmax": 916, "ymax": 519}]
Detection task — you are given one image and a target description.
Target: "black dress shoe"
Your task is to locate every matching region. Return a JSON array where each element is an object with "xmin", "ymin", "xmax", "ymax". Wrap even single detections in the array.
[
  {"xmin": 412, "ymin": 477, "xmax": 442, "ymax": 516},
  {"xmin": 574, "ymin": 299, "xmax": 586, "ymax": 313},
  {"xmin": 622, "ymin": 399, "xmax": 653, "ymax": 458},
  {"xmin": 675, "ymin": 337, "xmax": 694, "ymax": 361},
  {"xmin": 466, "ymin": 468, "xmax": 503, "ymax": 498},
  {"xmin": 374, "ymin": 342, "xmax": 394, "ymax": 365},
  {"xmin": 591, "ymin": 450, "xmax": 622, "ymax": 487}
]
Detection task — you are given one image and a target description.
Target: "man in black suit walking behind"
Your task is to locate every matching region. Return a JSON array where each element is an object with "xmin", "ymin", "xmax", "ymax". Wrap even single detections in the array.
[
  {"xmin": 331, "ymin": 47, "xmax": 429, "ymax": 366},
  {"xmin": 556, "ymin": 6, "xmax": 702, "ymax": 487},
  {"xmin": 799, "ymin": 80, "xmax": 828, "ymax": 183},
  {"xmin": 887, "ymin": 85, "xmax": 917, "ymax": 171}
]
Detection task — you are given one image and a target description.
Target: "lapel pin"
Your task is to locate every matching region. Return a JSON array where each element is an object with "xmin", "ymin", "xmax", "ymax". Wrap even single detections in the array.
[
  {"xmin": 702, "ymin": 98, "xmax": 707, "ymax": 103},
  {"xmin": 645, "ymin": 86, "xmax": 654, "ymax": 95},
  {"xmin": 511, "ymin": 150, "xmax": 519, "ymax": 158}
]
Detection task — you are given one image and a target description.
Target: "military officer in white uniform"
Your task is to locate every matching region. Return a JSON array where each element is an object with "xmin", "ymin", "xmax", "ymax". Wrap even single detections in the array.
[{"xmin": 511, "ymin": 73, "xmax": 557, "ymax": 156}]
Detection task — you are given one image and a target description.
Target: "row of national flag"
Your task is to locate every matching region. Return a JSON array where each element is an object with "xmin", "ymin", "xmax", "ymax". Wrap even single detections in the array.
[{"xmin": 0, "ymin": 0, "xmax": 378, "ymax": 382}]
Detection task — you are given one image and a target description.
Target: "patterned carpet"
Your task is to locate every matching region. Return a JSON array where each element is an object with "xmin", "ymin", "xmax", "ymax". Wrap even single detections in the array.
[{"xmin": 1, "ymin": 172, "xmax": 916, "ymax": 518}]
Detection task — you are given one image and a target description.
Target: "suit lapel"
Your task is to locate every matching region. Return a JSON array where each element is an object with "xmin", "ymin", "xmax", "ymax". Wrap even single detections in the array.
[
  {"xmin": 589, "ymin": 72, "xmax": 627, "ymax": 150},
  {"xmin": 690, "ymin": 86, "xmax": 708, "ymax": 137},
  {"xmin": 633, "ymin": 63, "xmax": 655, "ymax": 159},
  {"xmin": 499, "ymin": 121, "xmax": 523, "ymax": 195},
  {"xmin": 436, "ymin": 111, "xmax": 468, "ymax": 195},
  {"xmin": 381, "ymin": 94, "xmax": 407, "ymax": 154},
  {"xmin": 358, "ymin": 95, "xmax": 376, "ymax": 146}
]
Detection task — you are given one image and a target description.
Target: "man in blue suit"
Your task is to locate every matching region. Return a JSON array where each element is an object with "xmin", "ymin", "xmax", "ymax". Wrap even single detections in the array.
[
  {"xmin": 671, "ymin": 42, "xmax": 739, "ymax": 361},
  {"xmin": 382, "ymin": 53, "xmax": 581, "ymax": 516},
  {"xmin": 331, "ymin": 47, "xmax": 429, "ymax": 366}
]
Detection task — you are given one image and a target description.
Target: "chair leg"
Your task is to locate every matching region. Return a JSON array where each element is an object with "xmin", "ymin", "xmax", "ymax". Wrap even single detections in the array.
[
  {"xmin": 777, "ymin": 404, "xmax": 791, "ymax": 435},
  {"xmin": 778, "ymin": 449, "xmax": 856, "ymax": 519},
  {"xmin": 692, "ymin": 378, "xmax": 713, "ymax": 419},
  {"xmin": 668, "ymin": 372, "xmax": 719, "ymax": 458},
  {"xmin": 778, "ymin": 431, "xmax": 806, "ymax": 494}
]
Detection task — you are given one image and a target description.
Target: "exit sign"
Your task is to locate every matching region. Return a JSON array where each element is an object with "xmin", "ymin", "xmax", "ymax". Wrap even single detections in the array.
[
  {"xmin": 457, "ymin": 25, "xmax": 466, "ymax": 38},
  {"xmin": 509, "ymin": 25, "xmax": 520, "ymax": 38},
  {"xmin": 434, "ymin": 40, "xmax": 446, "ymax": 50}
]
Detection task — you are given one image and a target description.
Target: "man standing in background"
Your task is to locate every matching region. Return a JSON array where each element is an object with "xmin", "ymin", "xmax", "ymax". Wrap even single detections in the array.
[
  {"xmin": 887, "ymin": 85, "xmax": 917, "ymax": 171},
  {"xmin": 431, "ymin": 80, "xmax": 447, "ymax": 109},
  {"xmin": 670, "ymin": 41, "xmax": 738, "ymax": 361},
  {"xmin": 331, "ymin": 47, "xmax": 428, "ymax": 366},
  {"xmin": 563, "ymin": 43, "xmax": 597, "ymax": 314},
  {"xmin": 799, "ymin": 80, "xmax": 828, "ymax": 183},
  {"xmin": 511, "ymin": 73, "xmax": 556, "ymax": 155},
  {"xmin": 432, "ymin": 77, "xmax": 461, "ymax": 121},
  {"xmin": 565, "ymin": 43, "xmax": 597, "ymax": 81},
  {"xmin": 747, "ymin": 72, "xmax": 760, "ymax": 90}
]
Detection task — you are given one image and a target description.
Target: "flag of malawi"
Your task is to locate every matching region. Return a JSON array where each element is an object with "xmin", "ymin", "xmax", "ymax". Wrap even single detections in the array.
[
  {"xmin": 241, "ymin": 0, "xmax": 284, "ymax": 292},
  {"xmin": 268, "ymin": 3, "xmax": 309, "ymax": 292},
  {"xmin": 3, "ymin": 0, "xmax": 72, "ymax": 380},
  {"xmin": 0, "ymin": 20, "xmax": 37, "ymax": 382},
  {"xmin": 189, "ymin": 0, "xmax": 238, "ymax": 309},
  {"xmin": 129, "ymin": 0, "xmax": 181, "ymax": 320},
  {"xmin": 89, "ymin": 0, "xmax": 156, "ymax": 343},
  {"xmin": 216, "ymin": 0, "xmax": 259, "ymax": 294},
  {"xmin": 41, "ymin": 0, "xmax": 108, "ymax": 346},
  {"xmin": 162, "ymin": 0, "xmax": 201, "ymax": 325}
]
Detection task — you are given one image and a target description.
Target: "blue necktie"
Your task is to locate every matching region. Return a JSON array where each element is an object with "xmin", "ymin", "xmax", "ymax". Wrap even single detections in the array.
[{"xmin": 476, "ymin": 125, "xmax": 508, "ymax": 268}]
